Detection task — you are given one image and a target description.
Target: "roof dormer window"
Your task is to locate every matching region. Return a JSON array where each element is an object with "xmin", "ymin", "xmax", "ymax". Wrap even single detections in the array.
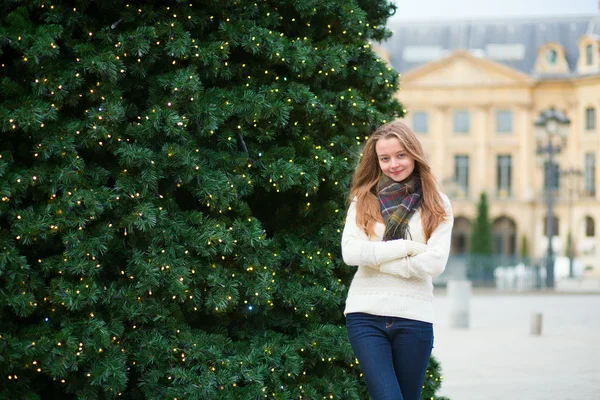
[
  {"xmin": 546, "ymin": 49, "xmax": 558, "ymax": 65},
  {"xmin": 534, "ymin": 43, "xmax": 569, "ymax": 75},
  {"xmin": 577, "ymin": 35, "xmax": 600, "ymax": 74},
  {"xmin": 586, "ymin": 44, "xmax": 594, "ymax": 65}
]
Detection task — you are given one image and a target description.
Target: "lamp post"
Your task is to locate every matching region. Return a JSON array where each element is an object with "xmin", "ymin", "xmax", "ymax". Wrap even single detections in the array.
[{"xmin": 535, "ymin": 108, "xmax": 571, "ymax": 289}]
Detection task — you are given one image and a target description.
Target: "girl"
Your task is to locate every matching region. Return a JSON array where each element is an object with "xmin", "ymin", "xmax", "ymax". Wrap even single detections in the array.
[{"xmin": 342, "ymin": 120, "xmax": 453, "ymax": 400}]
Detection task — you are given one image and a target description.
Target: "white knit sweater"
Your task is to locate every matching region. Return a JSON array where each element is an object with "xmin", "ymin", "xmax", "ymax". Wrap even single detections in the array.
[{"xmin": 342, "ymin": 194, "xmax": 453, "ymax": 323}]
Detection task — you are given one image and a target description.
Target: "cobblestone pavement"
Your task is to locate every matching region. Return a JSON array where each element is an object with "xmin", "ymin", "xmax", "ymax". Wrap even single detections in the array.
[{"xmin": 431, "ymin": 291, "xmax": 600, "ymax": 400}]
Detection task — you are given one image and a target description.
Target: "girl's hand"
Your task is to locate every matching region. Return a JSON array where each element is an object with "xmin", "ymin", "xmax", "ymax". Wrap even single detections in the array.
[{"xmin": 405, "ymin": 240, "xmax": 427, "ymax": 256}]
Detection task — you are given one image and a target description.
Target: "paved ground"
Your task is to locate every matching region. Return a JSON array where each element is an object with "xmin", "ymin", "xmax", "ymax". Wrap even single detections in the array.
[{"xmin": 431, "ymin": 290, "xmax": 600, "ymax": 400}]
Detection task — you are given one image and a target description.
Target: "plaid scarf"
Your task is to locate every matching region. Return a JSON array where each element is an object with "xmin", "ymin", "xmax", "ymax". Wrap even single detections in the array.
[{"xmin": 377, "ymin": 174, "xmax": 422, "ymax": 241}]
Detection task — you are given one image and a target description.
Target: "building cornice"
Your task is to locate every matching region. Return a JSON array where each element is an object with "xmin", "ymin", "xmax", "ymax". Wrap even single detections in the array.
[{"xmin": 402, "ymin": 49, "xmax": 534, "ymax": 86}]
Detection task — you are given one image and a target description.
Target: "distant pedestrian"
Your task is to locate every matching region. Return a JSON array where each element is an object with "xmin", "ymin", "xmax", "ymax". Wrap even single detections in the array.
[{"xmin": 342, "ymin": 120, "xmax": 454, "ymax": 400}]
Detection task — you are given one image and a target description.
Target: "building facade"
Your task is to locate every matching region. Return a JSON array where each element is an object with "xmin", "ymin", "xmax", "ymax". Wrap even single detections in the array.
[{"xmin": 379, "ymin": 15, "xmax": 600, "ymax": 276}]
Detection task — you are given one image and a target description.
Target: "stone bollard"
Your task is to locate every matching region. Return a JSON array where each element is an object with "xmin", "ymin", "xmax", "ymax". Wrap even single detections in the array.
[
  {"xmin": 530, "ymin": 312, "xmax": 543, "ymax": 336},
  {"xmin": 447, "ymin": 280, "xmax": 471, "ymax": 329}
]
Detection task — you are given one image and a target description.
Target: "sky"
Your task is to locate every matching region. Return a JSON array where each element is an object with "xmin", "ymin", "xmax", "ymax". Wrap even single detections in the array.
[{"xmin": 391, "ymin": 0, "xmax": 598, "ymax": 21}]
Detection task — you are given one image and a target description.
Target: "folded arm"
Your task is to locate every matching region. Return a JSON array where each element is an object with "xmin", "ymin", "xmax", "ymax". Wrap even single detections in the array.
[
  {"xmin": 380, "ymin": 196, "xmax": 454, "ymax": 278},
  {"xmin": 341, "ymin": 201, "xmax": 409, "ymax": 268},
  {"xmin": 341, "ymin": 201, "xmax": 426, "ymax": 271}
]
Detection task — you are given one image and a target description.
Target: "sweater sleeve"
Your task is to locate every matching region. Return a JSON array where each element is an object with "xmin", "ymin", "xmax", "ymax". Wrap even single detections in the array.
[
  {"xmin": 409, "ymin": 194, "xmax": 453, "ymax": 277},
  {"xmin": 378, "ymin": 255, "xmax": 419, "ymax": 278},
  {"xmin": 341, "ymin": 200, "xmax": 409, "ymax": 268},
  {"xmin": 379, "ymin": 194, "xmax": 453, "ymax": 278}
]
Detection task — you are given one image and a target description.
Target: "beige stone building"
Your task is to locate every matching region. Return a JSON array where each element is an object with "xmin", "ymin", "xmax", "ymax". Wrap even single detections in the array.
[{"xmin": 379, "ymin": 15, "xmax": 600, "ymax": 276}]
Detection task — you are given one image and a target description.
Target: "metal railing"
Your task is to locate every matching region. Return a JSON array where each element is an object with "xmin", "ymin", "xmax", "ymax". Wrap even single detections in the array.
[{"xmin": 436, "ymin": 255, "xmax": 547, "ymax": 290}]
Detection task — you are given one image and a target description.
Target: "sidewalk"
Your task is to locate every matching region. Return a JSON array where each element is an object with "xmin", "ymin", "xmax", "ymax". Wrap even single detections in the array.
[{"xmin": 431, "ymin": 291, "xmax": 600, "ymax": 400}]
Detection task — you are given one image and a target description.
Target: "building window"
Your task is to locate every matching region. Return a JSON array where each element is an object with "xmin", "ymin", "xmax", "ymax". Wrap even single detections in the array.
[
  {"xmin": 451, "ymin": 217, "xmax": 472, "ymax": 255},
  {"xmin": 586, "ymin": 216, "xmax": 595, "ymax": 237},
  {"xmin": 412, "ymin": 112, "xmax": 428, "ymax": 134},
  {"xmin": 543, "ymin": 215, "xmax": 559, "ymax": 237},
  {"xmin": 493, "ymin": 217, "xmax": 517, "ymax": 256},
  {"xmin": 496, "ymin": 154, "xmax": 512, "ymax": 197},
  {"xmin": 586, "ymin": 44, "xmax": 594, "ymax": 65},
  {"xmin": 496, "ymin": 110, "xmax": 513, "ymax": 133},
  {"xmin": 545, "ymin": 49, "xmax": 558, "ymax": 65},
  {"xmin": 453, "ymin": 110, "xmax": 470, "ymax": 133},
  {"xmin": 585, "ymin": 107, "xmax": 596, "ymax": 130},
  {"xmin": 585, "ymin": 152, "xmax": 596, "ymax": 196},
  {"xmin": 454, "ymin": 155, "xmax": 469, "ymax": 197},
  {"xmin": 544, "ymin": 161, "xmax": 560, "ymax": 191}
]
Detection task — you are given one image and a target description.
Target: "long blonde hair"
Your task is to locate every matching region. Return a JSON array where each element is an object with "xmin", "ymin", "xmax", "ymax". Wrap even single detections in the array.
[{"xmin": 348, "ymin": 120, "xmax": 447, "ymax": 241}]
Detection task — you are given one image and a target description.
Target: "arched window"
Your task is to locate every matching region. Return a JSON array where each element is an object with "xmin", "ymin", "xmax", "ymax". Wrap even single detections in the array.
[
  {"xmin": 586, "ymin": 44, "xmax": 594, "ymax": 65},
  {"xmin": 451, "ymin": 217, "xmax": 472, "ymax": 255},
  {"xmin": 493, "ymin": 216, "xmax": 517, "ymax": 256},
  {"xmin": 546, "ymin": 48, "xmax": 558, "ymax": 65},
  {"xmin": 585, "ymin": 216, "xmax": 595, "ymax": 237}
]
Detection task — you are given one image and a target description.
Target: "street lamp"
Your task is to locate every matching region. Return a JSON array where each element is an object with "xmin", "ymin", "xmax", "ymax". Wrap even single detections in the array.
[{"xmin": 535, "ymin": 108, "xmax": 571, "ymax": 289}]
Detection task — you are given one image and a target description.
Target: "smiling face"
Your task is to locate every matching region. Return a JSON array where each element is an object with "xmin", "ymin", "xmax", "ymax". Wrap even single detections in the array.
[{"xmin": 375, "ymin": 136, "xmax": 416, "ymax": 182}]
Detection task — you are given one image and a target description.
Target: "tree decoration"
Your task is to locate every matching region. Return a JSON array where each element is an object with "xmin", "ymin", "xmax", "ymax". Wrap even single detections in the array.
[{"xmin": 0, "ymin": 1, "xmax": 447, "ymax": 399}]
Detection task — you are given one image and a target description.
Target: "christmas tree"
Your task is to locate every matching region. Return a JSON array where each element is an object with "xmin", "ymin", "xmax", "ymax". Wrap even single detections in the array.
[
  {"xmin": 469, "ymin": 192, "xmax": 494, "ymax": 282},
  {"xmin": 0, "ymin": 1, "xmax": 447, "ymax": 398}
]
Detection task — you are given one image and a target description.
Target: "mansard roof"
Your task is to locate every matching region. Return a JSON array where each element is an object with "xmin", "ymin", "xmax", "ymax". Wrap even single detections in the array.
[{"xmin": 382, "ymin": 14, "xmax": 600, "ymax": 77}]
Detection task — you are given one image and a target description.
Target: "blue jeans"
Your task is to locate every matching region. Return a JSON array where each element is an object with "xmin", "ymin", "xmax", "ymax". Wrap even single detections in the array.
[{"xmin": 346, "ymin": 313, "xmax": 434, "ymax": 400}]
